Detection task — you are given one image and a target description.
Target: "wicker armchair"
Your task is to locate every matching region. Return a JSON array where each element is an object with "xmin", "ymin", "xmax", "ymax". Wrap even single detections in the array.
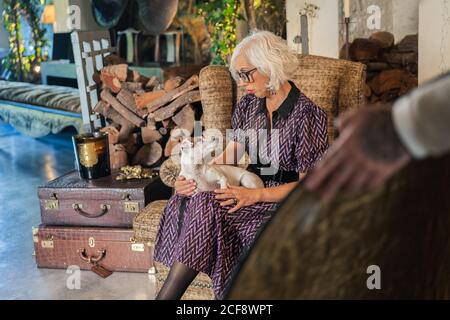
[{"xmin": 133, "ymin": 55, "xmax": 366, "ymax": 300}]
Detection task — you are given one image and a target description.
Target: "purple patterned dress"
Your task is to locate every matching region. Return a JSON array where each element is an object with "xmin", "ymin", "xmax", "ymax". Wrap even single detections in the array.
[{"xmin": 154, "ymin": 82, "xmax": 328, "ymax": 299}]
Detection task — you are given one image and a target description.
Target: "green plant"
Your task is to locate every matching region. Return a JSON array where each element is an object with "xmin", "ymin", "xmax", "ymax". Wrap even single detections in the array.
[
  {"xmin": 2, "ymin": 0, "xmax": 48, "ymax": 82},
  {"xmin": 197, "ymin": 0, "xmax": 243, "ymax": 65},
  {"xmin": 254, "ymin": 0, "xmax": 287, "ymax": 37}
]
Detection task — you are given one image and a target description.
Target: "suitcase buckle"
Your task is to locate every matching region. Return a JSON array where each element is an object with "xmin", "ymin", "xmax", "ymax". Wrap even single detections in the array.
[{"xmin": 45, "ymin": 193, "xmax": 59, "ymax": 210}]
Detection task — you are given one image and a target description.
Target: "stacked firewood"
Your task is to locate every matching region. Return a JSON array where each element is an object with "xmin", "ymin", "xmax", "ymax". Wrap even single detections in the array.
[
  {"xmin": 93, "ymin": 55, "xmax": 201, "ymax": 169},
  {"xmin": 344, "ymin": 32, "xmax": 418, "ymax": 104}
]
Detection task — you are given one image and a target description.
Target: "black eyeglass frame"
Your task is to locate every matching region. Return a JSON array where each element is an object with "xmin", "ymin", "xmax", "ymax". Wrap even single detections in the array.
[{"xmin": 237, "ymin": 68, "xmax": 258, "ymax": 83}]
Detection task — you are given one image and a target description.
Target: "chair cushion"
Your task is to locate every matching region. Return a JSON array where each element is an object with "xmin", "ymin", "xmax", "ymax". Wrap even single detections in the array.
[{"xmin": 0, "ymin": 80, "xmax": 80, "ymax": 113}]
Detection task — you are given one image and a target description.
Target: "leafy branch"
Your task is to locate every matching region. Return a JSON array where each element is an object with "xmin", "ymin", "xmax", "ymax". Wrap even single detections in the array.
[
  {"xmin": 1, "ymin": 0, "xmax": 48, "ymax": 82},
  {"xmin": 197, "ymin": 0, "xmax": 243, "ymax": 65}
]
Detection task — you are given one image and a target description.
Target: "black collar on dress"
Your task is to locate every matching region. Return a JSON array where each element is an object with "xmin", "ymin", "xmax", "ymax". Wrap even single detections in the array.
[{"xmin": 257, "ymin": 81, "xmax": 300, "ymax": 119}]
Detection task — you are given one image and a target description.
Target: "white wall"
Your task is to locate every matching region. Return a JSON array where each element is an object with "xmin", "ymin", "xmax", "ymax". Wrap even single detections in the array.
[
  {"xmin": 54, "ymin": 0, "xmax": 106, "ymax": 33},
  {"xmin": 419, "ymin": 0, "xmax": 450, "ymax": 83},
  {"xmin": 392, "ymin": 0, "xmax": 420, "ymax": 42},
  {"xmin": 286, "ymin": 0, "xmax": 340, "ymax": 58}
]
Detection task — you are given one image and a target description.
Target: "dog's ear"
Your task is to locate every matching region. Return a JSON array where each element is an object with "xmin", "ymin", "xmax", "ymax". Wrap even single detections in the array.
[
  {"xmin": 171, "ymin": 128, "xmax": 190, "ymax": 141},
  {"xmin": 180, "ymin": 138, "xmax": 193, "ymax": 150}
]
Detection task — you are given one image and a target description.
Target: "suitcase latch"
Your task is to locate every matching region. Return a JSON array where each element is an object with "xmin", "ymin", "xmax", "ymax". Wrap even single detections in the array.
[
  {"xmin": 131, "ymin": 243, "xmax": 145, "ymax": 252},
  {"xmin": 45, "ymin": 193, "xmax": 59, "ymax": 211},
  {"xmin": 130, "ymin": 237, "xmax": 145, "ymax": 252},
  {"xmin": 41, "ymin": 236, "xmax": 54, "ymax": 249},
  {"xmin": 124, "ymin": 201, "xmax": 139, "ymax": 213},
  {"xmin": 123, "ymin": 194, "xmax": 139, "ymax": 213}
]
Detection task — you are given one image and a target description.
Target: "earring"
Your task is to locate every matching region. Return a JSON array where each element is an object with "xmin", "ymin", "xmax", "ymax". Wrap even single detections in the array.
[{"xmin": 267, "ymin": 85, "xmax": 276, "ymax": 96}]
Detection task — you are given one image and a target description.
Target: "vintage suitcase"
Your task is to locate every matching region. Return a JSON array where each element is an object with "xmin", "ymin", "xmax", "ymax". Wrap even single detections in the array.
[
  {"xmin": 38, "ymin": 170, "xmax": 172, "ymax": 227},
  {"xmin": 33, "ymin": 225, "xmax": 153, "ymax": 274}
]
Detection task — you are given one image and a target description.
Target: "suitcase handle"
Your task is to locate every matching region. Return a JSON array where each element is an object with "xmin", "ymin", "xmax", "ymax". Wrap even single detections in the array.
[
  {"xmin": 78, "ymin": 249, "xmax": 106, "ymax": 264},
  {"xmin": 72, "ymin": 204, "xmax": 110, "ymax": 218}
]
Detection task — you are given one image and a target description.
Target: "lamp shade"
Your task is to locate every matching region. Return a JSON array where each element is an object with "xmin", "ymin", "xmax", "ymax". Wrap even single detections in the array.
[{"xmin": 41, "ymin": 4, "xmax": 56, "ymax": 24}]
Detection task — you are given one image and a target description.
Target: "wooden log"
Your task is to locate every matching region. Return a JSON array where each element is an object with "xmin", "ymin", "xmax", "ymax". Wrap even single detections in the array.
[
  {"xmin": 369, "ymin": 31, "xmax": 395, "ymax": 49},
  {"xmin": 96, "ymin": 102, "xmax": 135, "ymax": 144},
  {"xmin": 124, "ymin": 133, "xmax": 139, "ymax": 154},
  {"xmin": 383, "ymin": 52, "xmax": 418, "ymax": 67},
  {"xmin": 395, "ymin": 34, "xmax": 418, "ymax": 53},
  {"xmin": 102, "ymin": 64, "xmax": 128, "ymax": 81},
  {"xmin": 109, "ymin": 144, "xmax": 128, "ymax": 170},
  {"xmin": 399, "ymin": 73, "xmax": 418, "ymax": 96},
  {"xmin": 364, "ymin": 85, "xmax": 372, "ymax": 98},
  {"xmin": 153, "ymin": 91, "xmax": 201, "ymax": 122},
  {"xmin": 128, "ymin": 70, "xmax": 141, "ymax": 82},
  {"xmin": 132, "ymin": 142, "xmax": 163, "ymax": 167},
  {"xmin": 172, "ymin": 104, "xmax": 195, "ymax": 134},
  {"xmin": 145, "ymin": 76, "xmax": 159, "ymax": 90},
  {"xmin": 349, "ymin": 38, "xmax": 381, "ymax": 62},
  {"xmin": 116, "ymin": 89, "xmax": 138, "ymax": 113},
  {"xmin": 164, "ymin": 76, "xmax": 185, "ymax": 91},
  {"xmin": 141, "ymin": 127, "xmax": 162, "ymax": 144},
  {"xmin": 100, "ymin": 125, "xmax": 120, "ymax": 144},
  {"xmin": 104, "ymin": 54, "xmax": 127, "ymax": 66},
  {"xmin": 122, "ymin": 81, "xmax": 144, "ymax": 93},
  {"xmin": 100, "ymin": 72, "xmax": 121, "ymax": 93},
  {"xmin": 93, "ymin": 100, "xmax": 110, "ymax": 115},
  {"xmin": 101, "ymin": 90, "xmax": 146, "ymax": 127},
  {"xmin": 380, "ymin": 90, "xmax": 400, "ymax": 103},
  {"xmin": 369, "ymin": 69, "xmax": 413, "ymax": 96},
  {"xmin": 366, "ymin": 62, "xmax": 391, "ymax": 72},
  {"xmin": 145, "ymin": 75, "xmax": 199, "ymax": 113},
  {"xmin": 147, "ymin": 117, "xmax": 156, "ymax": 130},
  {"xmin": 159, "ymin": 127, "xmax": 169, "ymax": 135},
  {"xmin": 135, "ymin": 90, "xmax": 167, "ymax": 110},
  {"xmin": 126, "ymin": 69, "xmax": 150, "ymax": 86},
  {"xmin": 92, "ymin": 72, "xmax": 102, "ymax": 85}
]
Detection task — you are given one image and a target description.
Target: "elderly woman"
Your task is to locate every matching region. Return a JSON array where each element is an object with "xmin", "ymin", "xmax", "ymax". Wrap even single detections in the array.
[{"xmin": 154, "ymin": 31, "xmax": 329, "ymax": 300}]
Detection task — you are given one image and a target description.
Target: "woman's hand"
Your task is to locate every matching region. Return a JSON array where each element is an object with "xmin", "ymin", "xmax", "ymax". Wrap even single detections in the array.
[
  {"xmin": 174, "ymin": 176, "xmax": 197, "ymax": 197},
  {"xmin": 214, "ymin": 185, "xmax": 262, "ymax": 213}
]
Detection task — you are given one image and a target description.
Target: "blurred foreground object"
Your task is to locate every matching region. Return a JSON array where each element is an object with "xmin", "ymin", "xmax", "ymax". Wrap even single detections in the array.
[{"xmin": 228, "ymin": 154, "xmax": 450, "ymax": 299}]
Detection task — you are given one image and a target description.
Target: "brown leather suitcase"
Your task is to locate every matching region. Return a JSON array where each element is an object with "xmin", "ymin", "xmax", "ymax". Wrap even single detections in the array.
[
  {"xmin": 38, "ymin": 170, "xmax": 171, "ymax": 227},
  {"xmin": 33, "ymin": 225, "xmax": 153, "ymax": 274}
]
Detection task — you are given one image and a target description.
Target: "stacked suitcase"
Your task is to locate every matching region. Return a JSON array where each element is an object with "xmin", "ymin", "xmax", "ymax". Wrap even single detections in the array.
[{"xmin": 33, "ymin": 170, "xmax": 171, "ymax": 277}]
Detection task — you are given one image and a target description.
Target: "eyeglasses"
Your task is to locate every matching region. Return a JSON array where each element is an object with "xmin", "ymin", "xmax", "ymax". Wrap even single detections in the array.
[{"xmin": 237, "ymin": 68, "xmax": 257, "ymax": 83}]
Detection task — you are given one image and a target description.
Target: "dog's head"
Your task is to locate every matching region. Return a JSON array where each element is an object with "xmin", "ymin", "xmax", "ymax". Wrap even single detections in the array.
[{"xmin": 179, "ymin": 136, "xmax": 218, "ymax": 167}]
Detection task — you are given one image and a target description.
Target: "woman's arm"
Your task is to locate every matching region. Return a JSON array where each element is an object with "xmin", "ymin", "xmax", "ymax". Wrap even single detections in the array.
[
  {"xmin": 215, "ymin": 173, "xmax": 305, "ymax": 213},
  {"xmin": 210, "ymin": 140, "xmax": 246, "ymax": 165},
  {"xmin": 258, "ymin": 173, "xmax": 306, "ymax": 202}
]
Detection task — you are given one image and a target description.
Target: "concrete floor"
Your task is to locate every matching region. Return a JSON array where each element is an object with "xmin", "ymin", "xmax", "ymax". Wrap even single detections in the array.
[{"xmin": 0, "ymin": 120, "xmax": 156, "ymax": 300}]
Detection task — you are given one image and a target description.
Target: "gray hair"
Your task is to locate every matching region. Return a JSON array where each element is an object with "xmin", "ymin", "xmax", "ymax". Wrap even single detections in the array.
[{"xmin": 230, "ymin": 31, "xmax": 298, "ymax": 91}]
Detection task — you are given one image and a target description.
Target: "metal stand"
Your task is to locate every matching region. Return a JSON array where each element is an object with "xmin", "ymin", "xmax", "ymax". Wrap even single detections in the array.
[
  {"xmin": 300, "ymin": 14, "xmax": 309, "ymax": 55},
  {"xmin": 345, "ymin": 17, "xmax": 351, "ymax": 60}
]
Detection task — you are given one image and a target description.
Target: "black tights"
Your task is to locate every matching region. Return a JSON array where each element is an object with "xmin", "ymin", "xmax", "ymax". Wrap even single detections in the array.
[{"xmin": 156, "ymin": 261, "xmax": 199, "ymax": 300}]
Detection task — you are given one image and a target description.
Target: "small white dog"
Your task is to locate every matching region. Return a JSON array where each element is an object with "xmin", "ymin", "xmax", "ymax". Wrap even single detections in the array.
[{"xmin": 179, "ymin": 137, "xmax": 264, "ymax": 193}]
